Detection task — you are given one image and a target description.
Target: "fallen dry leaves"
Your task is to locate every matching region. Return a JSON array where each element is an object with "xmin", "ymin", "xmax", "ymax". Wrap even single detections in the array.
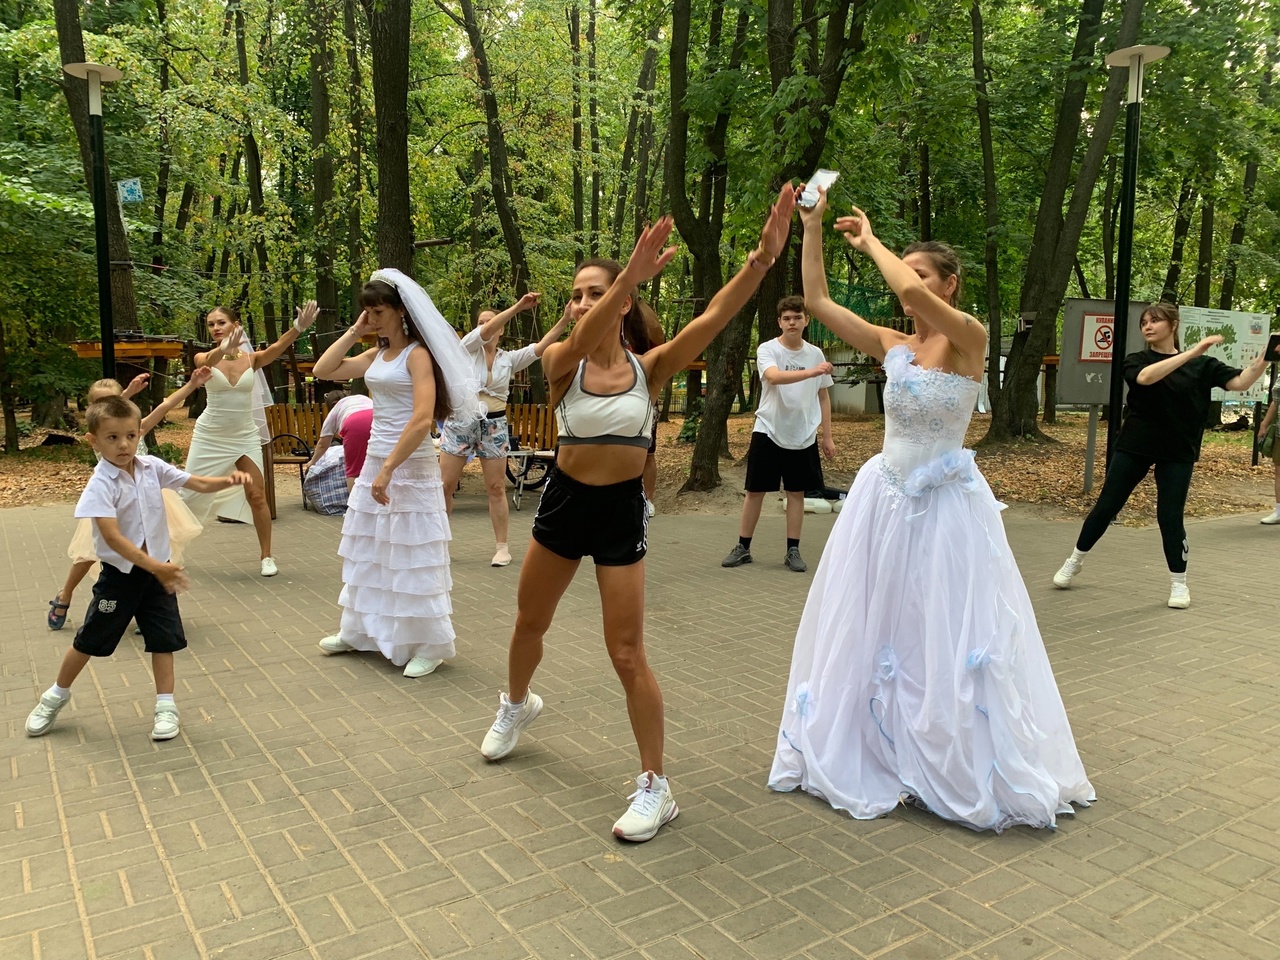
[{"xmin": 3, "ymin": 409, "xmax": 1273, "ymax": 526}]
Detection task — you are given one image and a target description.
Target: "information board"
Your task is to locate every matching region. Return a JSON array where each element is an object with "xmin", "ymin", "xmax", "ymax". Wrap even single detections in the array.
[{"xmin": 1178, "ymin": 306, "xmax": 1271, "ymax": 404}]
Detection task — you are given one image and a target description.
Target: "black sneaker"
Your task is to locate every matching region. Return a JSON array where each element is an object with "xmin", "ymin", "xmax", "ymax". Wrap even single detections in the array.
[
  {"xmin": 721, "ymin": 544, "xmax": 753, "ymax": 567},
  {"xmin": 784, "ymin": 547, "xmax": 807, "ymax": 572}
]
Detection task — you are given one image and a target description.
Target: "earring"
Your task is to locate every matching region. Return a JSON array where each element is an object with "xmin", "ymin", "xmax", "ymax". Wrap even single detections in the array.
[{"xmin": 401, "ymin": 315, "xmax": 409, "ymax": 337}]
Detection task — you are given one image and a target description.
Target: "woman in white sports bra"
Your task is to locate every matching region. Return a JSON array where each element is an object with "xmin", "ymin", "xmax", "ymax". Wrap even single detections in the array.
[
  {"xmin": 183, "ymin": 302, "xmax": 317, "ymax": 578},
  {"xmin": 478, "ymin": 186, "xmax": 797, "ymax": 843}
]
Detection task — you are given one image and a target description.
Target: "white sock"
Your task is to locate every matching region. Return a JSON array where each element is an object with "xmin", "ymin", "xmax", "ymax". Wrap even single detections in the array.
[
  {"xmin": 1069, "ymin": 548, "xmax": 1088, "ymax": 563},
  {"xmin": 156, "ymin": 693, "xmax": 175, "ymax": 704},
  {"xmin": 1274, "ymin": 503, "xmax": 1280, "ymax": 513},
  {"xmin": 1170, "ymin": 572, "xmax": 1187, "ymax": 585},
  {"xmin": 507, "ymin": 693, "xmax": 525, "ymax": 706},
  {"xmin": 49, "ymin": 684, "xmax": 71, "ymax": 700}
]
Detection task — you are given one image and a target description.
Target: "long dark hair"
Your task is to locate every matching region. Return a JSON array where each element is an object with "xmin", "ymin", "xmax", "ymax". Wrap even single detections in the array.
[
  {"xmin": 359, "ymin": 279, "xmax": 452, "ymax": 421},
  {"xmin": 576, "ymin": 256, "xmax": 654, "ymax": 353}
]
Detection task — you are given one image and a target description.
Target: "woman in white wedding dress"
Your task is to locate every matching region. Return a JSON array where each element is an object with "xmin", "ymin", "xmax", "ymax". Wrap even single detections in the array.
[{"xmin": 768, "ymin": 188, "xmax": 1094, "ymax": 832}]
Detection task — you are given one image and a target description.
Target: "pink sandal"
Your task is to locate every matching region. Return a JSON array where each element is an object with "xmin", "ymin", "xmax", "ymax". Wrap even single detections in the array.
[{"xmin": 47, "ymin": 597, "xmax": 70, "ymax": 630}]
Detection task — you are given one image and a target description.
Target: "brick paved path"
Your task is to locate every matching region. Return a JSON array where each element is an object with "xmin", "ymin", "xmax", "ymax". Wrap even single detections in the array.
[{"xmin": 3, "ymin": 492, "xmax": 1279, "ymax": 959}]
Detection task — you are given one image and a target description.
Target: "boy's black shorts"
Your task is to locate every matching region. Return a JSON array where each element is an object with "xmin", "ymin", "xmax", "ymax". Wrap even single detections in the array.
[
  {"xmin": 73, "ymin": 563, "xmax": 187, "ymax": 657},
  {"xmin": 532, "ymin": 467, "xmax": 648, "ymax": 566},
  {"xmin": 743, "ymin": 432, "xmax": 823, "ymax": 493}
]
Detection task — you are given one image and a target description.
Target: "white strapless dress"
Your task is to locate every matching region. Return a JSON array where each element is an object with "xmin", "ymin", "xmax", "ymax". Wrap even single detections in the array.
[
  {"xmin": 768, "ymin": 345, "xmax": 1094, "ymax": 832},
  {"xmin": 181, "ymin": 366, "xmax": 264, "ymax": 524}
]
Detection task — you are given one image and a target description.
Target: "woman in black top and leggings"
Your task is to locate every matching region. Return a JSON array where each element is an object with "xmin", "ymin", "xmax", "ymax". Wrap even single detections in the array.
[{"xmin": 1053, "ymin": 302, "xmax": 1266, "ymax": 609}]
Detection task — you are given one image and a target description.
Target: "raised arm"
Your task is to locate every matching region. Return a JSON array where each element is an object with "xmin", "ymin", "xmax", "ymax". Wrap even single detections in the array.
[
  {"xmin": 533, "ymin": 301, "xmax": 572, "ymax": 358},
  {"xmin": 835, "ymin": 206, "xmax": 986, "ymax": 361},
  {"xmin": 541, "ymin": 217, "xmax": 678, "ymax": 382},
  {"xmin": 313, "ymin": 312, "xmax": 380, "ymax": 382},
  {"xmin": 251, "ymin": 301, "xmax": 318, "ymax": 369},
  {"xmin": 140, "ymin": 367, "xmax": 212, "ymax": 434},
  {"xmin": 477, "ymin": 292, "xmax": 542, "ymax": 345},
  {"xmin": 798, "ymin": 188, "xmax": 901, "ymax": 361},
  {"xmin": 643, "ymin": 185, "xmax": 797, "ymax": 388}
]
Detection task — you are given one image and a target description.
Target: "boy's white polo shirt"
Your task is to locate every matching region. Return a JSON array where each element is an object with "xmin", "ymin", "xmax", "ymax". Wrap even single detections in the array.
[{"xmin": 75, "ymin": 455, "xmax": 191, "ymax": 572}]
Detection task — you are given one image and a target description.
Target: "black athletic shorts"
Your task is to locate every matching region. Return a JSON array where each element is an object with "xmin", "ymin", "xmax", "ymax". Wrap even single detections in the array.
[
  {"xmin": 532, "ymin": 466, "xmax": 648, "ymax": 566},
  {"xmin": 73, "ymin": 563, "xmax": 187, "ymax": 657},
  {"xmin": 743, "ymin": 432, "xmax": 823, "ymax": 493}
]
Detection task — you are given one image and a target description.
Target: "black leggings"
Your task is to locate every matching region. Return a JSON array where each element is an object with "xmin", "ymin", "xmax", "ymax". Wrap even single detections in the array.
[{"xmin": 1076, "ymin": 450, "xmax": 1194, "ymax": 573}]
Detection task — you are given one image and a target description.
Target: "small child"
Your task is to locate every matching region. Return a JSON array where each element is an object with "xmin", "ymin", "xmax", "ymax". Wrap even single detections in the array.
[
  {"xmin": 27, "ymin": 395, "xmax": 251, "ymax": 741},
  {"xmin": 47, "ymin": 368, "xmax": 212, "ymax": 631}
]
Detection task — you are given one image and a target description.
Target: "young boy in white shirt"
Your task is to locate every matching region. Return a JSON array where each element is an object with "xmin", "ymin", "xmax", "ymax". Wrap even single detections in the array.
[
  {"xmin": 722, "ymin": 296, "xmax": 835, "ymax": 572},
  {"xmin": 26, "ymin": 395, "xmax": 251, "ymax": 741}
]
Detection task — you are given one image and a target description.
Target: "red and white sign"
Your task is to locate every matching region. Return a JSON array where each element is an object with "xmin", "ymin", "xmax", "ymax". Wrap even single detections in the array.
[{"xmin": 1080, "ymin": 313, "xmax": 1115, "ymax": 362}]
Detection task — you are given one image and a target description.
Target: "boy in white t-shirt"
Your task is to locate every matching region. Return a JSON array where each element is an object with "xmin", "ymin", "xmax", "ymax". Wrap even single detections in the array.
[
  {"xmin": 722, "ymin": 296, "xmax": 835, "ymax": 572},
  {"xmin": 26, "ymin": 396, "xmax": 251, "ymax": 742}
]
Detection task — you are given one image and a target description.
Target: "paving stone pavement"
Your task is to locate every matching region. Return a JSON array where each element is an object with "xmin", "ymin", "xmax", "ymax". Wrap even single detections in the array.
[{"xmin": 2, "ymin": 487, "xmax": 1279, "ymax": 960}]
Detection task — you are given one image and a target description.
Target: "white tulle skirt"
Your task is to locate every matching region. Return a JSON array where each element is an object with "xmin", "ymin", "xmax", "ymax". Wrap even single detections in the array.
[
  {"xmin": 768, "ymin": 450, "xmax": 1095, "ymax": 833},
  {"xmin": 66, "ymin": 489, "xmax": 204, "ymax": 566},
  {"xmin": 334, "ymin": 453, "xmax": 456, "ymax": 665}
]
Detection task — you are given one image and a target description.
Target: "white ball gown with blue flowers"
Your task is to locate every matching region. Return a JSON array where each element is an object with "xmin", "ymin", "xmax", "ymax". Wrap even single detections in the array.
[{"xmin": 768, "ymin": 344, "xmax": 1094, "ymax": 832}]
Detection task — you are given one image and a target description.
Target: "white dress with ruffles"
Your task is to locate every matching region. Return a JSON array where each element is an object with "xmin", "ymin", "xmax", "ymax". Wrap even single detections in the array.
[
  {"xmin": 335, "ymin": 342, "xmax": 455, "ymax": 665},
  {"xmin": 768, "ymin": 345, "xmax": 1094, "ymax": 832}
]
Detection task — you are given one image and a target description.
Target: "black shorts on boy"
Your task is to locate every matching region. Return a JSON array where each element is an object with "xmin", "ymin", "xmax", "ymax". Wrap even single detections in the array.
[
  {"xmin": 73, "ymin": 563, "xmax": 187, "ymax": 657},
  {"xmin": 743, "ymin": 432, "xmax": 823, "ymax": 493}
]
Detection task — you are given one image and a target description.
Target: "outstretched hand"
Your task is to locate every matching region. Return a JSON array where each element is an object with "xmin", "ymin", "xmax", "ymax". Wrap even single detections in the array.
[
  {"xmin": 1192, "ymin": 334, "xmax": 1224, "ymax": 355},
  {"xmin": 123, "ymin": 373, "xmax": 151, "ymax": 399},
  {"xmin": 622, "ymin": 216, "xmax": 678, "ymax": 285},
  {"xmin": 758, "ymin": 183, "xmax": 799, "ymax": 261},
  {"xmin": 834, "ymin": 205, "xmax": 876, "ymax": 253},
  {"xmin": 516, "ymin": 292, "xmax": 542, "ymax": 313},
  {"xmin": 219, "ymin": 327, "xmax": 247, "ymax": 357},
  {"xmin": 189, "ymin": 366, "xmax": 213, "ymax": 388},
  {"xmin": 294, "ymin": 300, "xmax": 319, "ymax": 333},
  {"xmin": 796, "ymin": 184, "xmax": 829, "ymax": 229},
  {"xmin": 225, "ymin": 470, "xmax": 254, "ymax": 487}
]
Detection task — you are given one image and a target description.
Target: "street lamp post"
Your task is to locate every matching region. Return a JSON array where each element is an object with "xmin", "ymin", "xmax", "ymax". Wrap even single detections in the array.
[
  {"xmin": 1103, "ymin": 44, "xmax": 1169, "ymax": 466},
  {"xmin": 62, "ymin": 61, "xmax": 122, "ymax": 380}
]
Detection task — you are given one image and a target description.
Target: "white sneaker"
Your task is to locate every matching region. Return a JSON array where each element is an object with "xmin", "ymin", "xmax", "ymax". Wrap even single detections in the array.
[
  {"xmin": 612, "ymin": 772, "xmax": 679, "ymax": 842},
  {"xmin": 26, "ymin": 692, "xmax": 68, "ymax": 737},
  {"xmin": 403, "ymin": 656, "xmax": 442, "ymax": 678},
  {"xmin": 152, "ymin": 702, "xmax": 180, "ymax": 741},
  {"xmin": 480, "ymin": 692, "xmax": 543, "ymax": 760},
  {"xmin": 261, "ymin": 557, "xmax": 279, "ymax": 577},
  {"xmin": 491, "ymin": 547, "xmax": 512, "ymax": 567},
  {"xmin": 318, "ymin": 635, "xmax": 354, "ymax": 654},
  {"xmin": 646, "ymin": 499, "xmax": 656, "ymax": 518},
  {"xmin": 1168, "ymin": 583, "xmax": 1191, "ymax": 609},
  {"xmin": 1053, "ymin": 557, "xmax": 1082, "ymax": 588},
  {"xmin": 1261, "ymin": 510, "xmax": 1280, "ymax": 525}
]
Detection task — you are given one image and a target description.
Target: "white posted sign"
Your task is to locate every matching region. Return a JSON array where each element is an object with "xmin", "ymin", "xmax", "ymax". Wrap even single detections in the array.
[
  {"xmin": 1079, "ymin": 313, "xmax": 1116, "ymax": 362},
  {"xmin": 1179, "ymin": 306, "xmax": 1271, "ymax": 404}
]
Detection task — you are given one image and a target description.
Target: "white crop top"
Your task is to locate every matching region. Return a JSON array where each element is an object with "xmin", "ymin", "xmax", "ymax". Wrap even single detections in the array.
[{"xmin": 557, "ymin": 352, "xmax": 655, "ymax": 448}]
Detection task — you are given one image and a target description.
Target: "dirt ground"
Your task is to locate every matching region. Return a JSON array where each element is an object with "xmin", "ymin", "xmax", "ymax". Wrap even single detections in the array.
[{"xmin": 2, "ymin": 409, "xmax": 1274, "ymax": 524}]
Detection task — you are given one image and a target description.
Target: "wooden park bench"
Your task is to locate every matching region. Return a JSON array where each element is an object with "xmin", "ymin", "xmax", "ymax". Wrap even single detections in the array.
[
  {"xmin": 504, "ymin": 402, "xmax": 557, "ymax": 510},
  {"xmin": 263, "ymin": 402, "xmax": 329, "ymax": 517}
]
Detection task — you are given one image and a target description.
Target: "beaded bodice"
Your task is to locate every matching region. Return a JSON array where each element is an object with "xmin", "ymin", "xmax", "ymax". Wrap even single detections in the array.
[{"xmin": 880, "ymin": 344, "xmax": 981, "ymax": 485}]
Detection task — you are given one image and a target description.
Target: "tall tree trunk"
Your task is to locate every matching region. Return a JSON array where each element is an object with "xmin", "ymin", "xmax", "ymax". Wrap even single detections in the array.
[
  {"xmin": 363, "ymin": 0, "xmax": 413, "ymax": 273},
  {"xmin": 344, "ymin": 0, "xmax": 365, "ymax": 308},
  {"xmin": 983, "ymin": 0, "xmax": 1143, "ymax": 444},
  {"xmin": 1194, "ymin": 198, "xmax": 1214, "ymax": 308},
  {"xmin": 1219, "ymin": 161, "xmax": 1258, "ymax": 310},
  {"xmin": 453, "ymin": 0, "xmax": 532, "ymax": 301},
  {"xmin": 611, "ymin": 27, "xmax": 659, "ymax": 258},
  {"xmin": 52, "ymin": 0, "xmax": 139, "ymax": 331},
  {"xmin": 1101, "ymin": 155, "xmax": 1118, "ymax": 299},
  {"xmin": 587, "ymin": 0, "xmax": 600, "ymax": 256},
  {"xmin": 569, "ymin": 4, "xmax": 583, "ymax": 262},
  {"xmin": 311, "ymin": 0, "xmax": 339, "ymax": 342},
  {"xmin": 151, "ymin": 0, "xmax": 172, "ymax": 272},
  {"xmin": 1162, "ymin": 177, "xmax": 1196, "ymax": 302},
  {"xmin": 918, "ymin": 139, "xmax": 932, "ymax": 241},
  {"xmin": 972, "ymin": 0, "xmax": 1002, "ymax": 411}
]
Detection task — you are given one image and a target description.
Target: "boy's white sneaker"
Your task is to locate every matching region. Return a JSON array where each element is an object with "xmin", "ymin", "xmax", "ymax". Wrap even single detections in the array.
[
  {"xmin": 480, "ymin": 692, "xmax": 543, "ymax": 760},
  {"xmin": 1168, "ymin": 583, "xmax": 1191, "ymax": 609},
  {"xmin": 1053, "ymin": 556, "xmax": 1083, "ymax": 588},
  {"xmin": 152, "ymin": 702, "xmax": 180, "ymax": 741},
  {"xmin": 26, "ymin": 692, "xmax": 68, "ymax": 737},
  {"xmin": 613, "ymin": 772, "xmax": 679, "ymax": 842},
  {"xmin": 318, "ymin": 635, "xmax": 354, "ymax": 654}
]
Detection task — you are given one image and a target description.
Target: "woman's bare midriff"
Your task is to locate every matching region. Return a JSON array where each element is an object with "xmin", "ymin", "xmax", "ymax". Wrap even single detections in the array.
[{"xmin": 555, "ymin": 444, "xmax": 648, "ymax": 487}]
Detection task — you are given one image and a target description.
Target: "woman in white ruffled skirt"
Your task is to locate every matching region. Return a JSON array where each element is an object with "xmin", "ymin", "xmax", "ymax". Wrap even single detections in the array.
[
  {"xmin": 768, "ymin": 187, "xmax": 1094, "ymax": 832},
  {"xmin": 311, "ymin": 270, "xmax": 480, "ymax": 677}
]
